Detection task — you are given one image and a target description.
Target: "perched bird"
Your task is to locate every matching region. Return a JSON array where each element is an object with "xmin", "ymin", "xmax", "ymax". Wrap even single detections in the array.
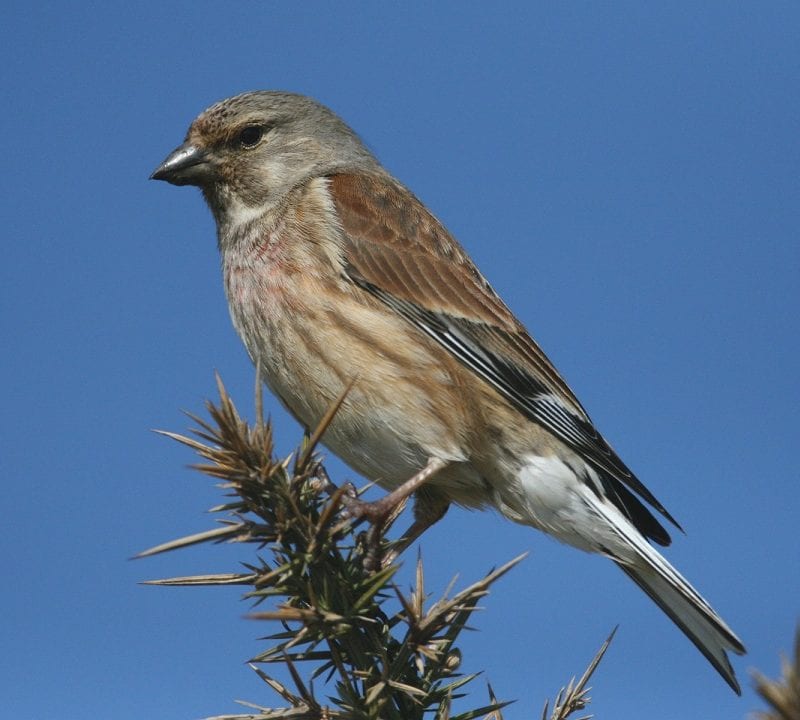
[{"xmin": 151, "ymin": 91, "xmax": 745, "ymax": 692}]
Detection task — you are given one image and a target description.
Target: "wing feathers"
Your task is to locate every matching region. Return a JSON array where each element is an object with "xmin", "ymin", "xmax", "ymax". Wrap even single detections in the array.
[{"xmin": 329, "ymin": 172, "xmax": 680, "ymax": 535}]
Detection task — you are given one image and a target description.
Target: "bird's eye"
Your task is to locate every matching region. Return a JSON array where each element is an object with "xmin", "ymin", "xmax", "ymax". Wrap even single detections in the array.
[{"xmin": 237, "ymin": 125, "xmax": 265, "ymax": 149}]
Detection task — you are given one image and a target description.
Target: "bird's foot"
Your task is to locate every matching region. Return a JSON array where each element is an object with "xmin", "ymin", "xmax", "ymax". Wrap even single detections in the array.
[
  {"xmin": 339, "ymin": 491, "xmax": 405, "ymax": 524},
  {"xmin": 337, "ymin": 458, "xmax": 449, "ymax": 571},
  {"xmin": 339, "ymin": 491, "xmax": 408, "ymax": 571}
]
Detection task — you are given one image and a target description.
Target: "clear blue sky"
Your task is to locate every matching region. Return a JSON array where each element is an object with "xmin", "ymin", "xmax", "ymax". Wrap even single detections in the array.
[{"xmin": 3, "ymin": 3, "xmax": 798, "ymax": 719}]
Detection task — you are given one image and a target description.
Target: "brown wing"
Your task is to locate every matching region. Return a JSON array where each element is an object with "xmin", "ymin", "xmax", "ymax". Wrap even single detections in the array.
[
  {"xmin": 328, "ymin": 173, "xmax": 585, "ymax": 408},
  {"xmin": 327, "ymin": 172, "xmax": 679, "ymax": 538}
]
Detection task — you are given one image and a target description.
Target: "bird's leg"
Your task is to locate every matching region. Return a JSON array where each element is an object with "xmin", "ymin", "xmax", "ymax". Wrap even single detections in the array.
[
  {"xmin": 381, "ymin": 492, "xmax": 450, "ymax": 568},
  {"xmin": 360, "ymin": 497, "xmax": 409, "ymax": 573},
  {"xmin": 342, "ymin": 457, "xmax": 448, "ymax": 570},
  {"xmin": 342, "ymin": 456, "xmax": 448, "ymax": 523}
]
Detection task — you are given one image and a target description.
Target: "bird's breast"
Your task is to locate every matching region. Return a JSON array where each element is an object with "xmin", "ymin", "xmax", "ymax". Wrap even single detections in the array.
[{"xmin": 221, "ymin": 231, "xmax": 474, "ymax": 492}]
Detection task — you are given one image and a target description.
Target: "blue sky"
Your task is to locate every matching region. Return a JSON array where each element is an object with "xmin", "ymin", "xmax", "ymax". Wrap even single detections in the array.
[{"xmin": 3, "ymin": 3, "xmax": 798, "ymax": 718}]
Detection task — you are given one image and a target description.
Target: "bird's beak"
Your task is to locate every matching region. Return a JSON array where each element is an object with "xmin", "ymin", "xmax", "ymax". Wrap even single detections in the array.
[{"xmin": 150, "ymin": 142, "xmax": 213, "ymax": 186}]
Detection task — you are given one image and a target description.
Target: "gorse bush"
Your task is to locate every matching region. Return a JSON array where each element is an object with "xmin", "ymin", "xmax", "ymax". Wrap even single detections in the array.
[{"xmin": 139, "ymin": 375, "xmax": 612, "ymax": 720}]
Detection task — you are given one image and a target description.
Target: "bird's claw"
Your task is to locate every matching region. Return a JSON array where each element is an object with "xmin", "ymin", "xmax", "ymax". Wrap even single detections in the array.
[{"xmin": 336, "ymin": 489, "xmax": 406, "ymax": 571}]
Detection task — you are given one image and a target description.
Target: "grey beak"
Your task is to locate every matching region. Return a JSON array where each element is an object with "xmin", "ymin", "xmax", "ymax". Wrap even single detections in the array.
[{"xmin": 150, "ymin": 142, "xmax": 212, "ymax": 186}]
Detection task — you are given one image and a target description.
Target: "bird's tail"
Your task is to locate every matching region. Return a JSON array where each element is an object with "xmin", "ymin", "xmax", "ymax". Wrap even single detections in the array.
[
  {"xmin": 583, "ymin": 490, "xmax": 746, "ymax": 693},
  {"xmin": 616, "ymin": 558, "xmax": 745, "ymax": 693}
]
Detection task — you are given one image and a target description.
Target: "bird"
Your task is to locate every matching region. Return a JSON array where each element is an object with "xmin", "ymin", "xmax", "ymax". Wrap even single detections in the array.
[{"xmin": 151, "ymin": 90, "xmax": 745, "ymax": 692}]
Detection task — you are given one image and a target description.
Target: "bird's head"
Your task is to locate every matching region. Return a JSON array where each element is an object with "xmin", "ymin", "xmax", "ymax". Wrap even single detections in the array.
[{"xmin": 151, "ymin": 91, "xmax": 379, "ymax": 230}]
